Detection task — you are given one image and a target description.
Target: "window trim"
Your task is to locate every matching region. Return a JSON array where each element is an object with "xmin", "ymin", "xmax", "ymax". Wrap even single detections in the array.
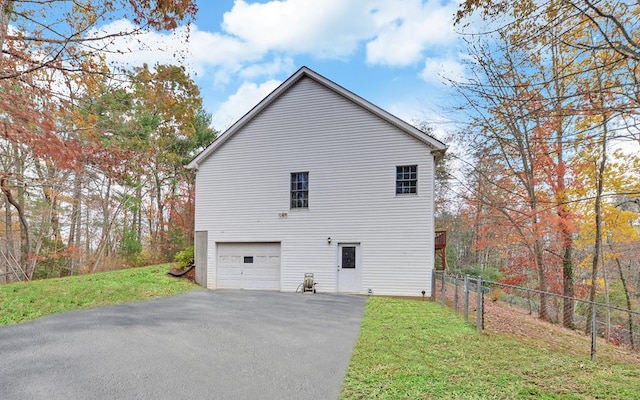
[
  {"xmin": 395, "ymin": 165, "xmax": 417, "ymax": 195},
  {"xmin": 290, "ymin": 171, "xmax": 309, "ymax": 209}
]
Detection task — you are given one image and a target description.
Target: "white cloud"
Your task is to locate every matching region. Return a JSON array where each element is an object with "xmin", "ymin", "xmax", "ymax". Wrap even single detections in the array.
[
  {"xmin": 84, "ymin": 0, "xmax": 465, "ymax": 128},
  {"xmin": 212, "ymin": 79, "xmax": 282, "ymax": 130},
  {"xmin": 87, "ymin": 1, "xmax": 461, "ymax": 83},
  {"xmin": 85, "ymin": 21, "xmax": 262, "ymax": 79},
  {"xmin": 239, "ymin": 57, "xmax": 296, "ymax": 80},
  {"xmin": 221, "ymin": 0, "xmax": 459, "ymax": 66},
  {"xmin": 187, "ymin": 26, "xmax": 263, "ymax": 71},
  {"xmin": 420, "ymin": 56, "xmax": 466, "ymax": 84},
  {"xmin": 222, "ymin": 0, "xmax": 376, "ymax": 59},
  {"xmin": 385, "ymin": 101, "xmax": 421, "ymax": 126},
  {"xmin": 86, "ymin": 20, "xmax": 183, "ymax": 67},
  {"xmin": 366, "ymin": 1, "xmax": 459, "ymax": 66}
]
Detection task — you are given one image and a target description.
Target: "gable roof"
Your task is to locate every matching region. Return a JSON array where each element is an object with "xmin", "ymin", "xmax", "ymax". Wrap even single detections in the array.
[{"xmin": 186, "ymin": 66, "xmax": 447, "ymax": 170}]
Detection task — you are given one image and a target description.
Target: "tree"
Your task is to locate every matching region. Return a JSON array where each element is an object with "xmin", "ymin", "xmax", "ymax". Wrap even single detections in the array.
[
  {"xmin": 451, "ymin": 34, "xmax": 578, "ymax": 321},
  {"xmin": 456, "ymin": 0, "xmax": 640, "ymax": 61},
  {"xmin": 1, "ymin": 0, "xmax": 197, "ymax": 79},
  {"xmin": 453, "ymin": 0, "xmax": 639, "ymax": 328},
  {"xmin": 604, "ymin": 195, "xmax": 640, "ymax": 348},
  {"xmin": 0, "ymin": 1, "xmax": 198, "ymax": 279},
  {"xmin": 69, "ymin": 63, "xmax": 215, "ymax": 270},
  {"xmin": 129, "ymin": 63, "xmax": 214, "ymax": 256}
]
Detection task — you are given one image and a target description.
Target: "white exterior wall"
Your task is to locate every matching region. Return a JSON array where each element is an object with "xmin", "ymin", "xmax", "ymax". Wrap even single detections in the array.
[{"xmin": 194, "ymin": 77, "xmax": 436, "ymax": 296}]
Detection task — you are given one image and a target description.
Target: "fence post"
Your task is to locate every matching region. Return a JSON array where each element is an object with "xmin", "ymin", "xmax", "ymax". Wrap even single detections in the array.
[
  {"xmin": 441, "ymin": 270, "xmax": 447, "ymax": 305},
  {"xmin": 481, "ymin": 283, "xmax": 485, "ymax": 330},
  {"xmin": 464, "ymin": 275, "xmax": 469, "ymax": 322},
  {"xmin": 476, "ymin": 276, "xmax": 483, "ymax": 332},
  {"xmin": 431, "ymin": 269, "xmax": 436, "ymax": 301},
  {"xmin": 454, "ymin": 275, "xmax": 459, "ymax": 313},
  {"xmin": 591, "ymin": 303, "xmax": 597, "ymax": 361}
]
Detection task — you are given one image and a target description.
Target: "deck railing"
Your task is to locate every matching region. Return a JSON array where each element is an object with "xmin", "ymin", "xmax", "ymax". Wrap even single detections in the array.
[{"xmin": 435, "ymin": 229, "xmax": 447, "ymax": 249}]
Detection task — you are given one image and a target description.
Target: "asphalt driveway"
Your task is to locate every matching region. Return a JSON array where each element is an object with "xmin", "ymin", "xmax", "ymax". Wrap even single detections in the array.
[{"xmin": 0, "ymin": 290, "xmax": 366, "ymax": 400}]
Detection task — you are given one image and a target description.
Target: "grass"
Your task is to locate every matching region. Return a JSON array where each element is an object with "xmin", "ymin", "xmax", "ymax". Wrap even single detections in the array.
[
  {"xmin": 0, "ymin": 264, "xmax": 199, "ymax": 325},
  {"xmin": 341, "ymin": 297, "xmax": 640, "ymax": 400}
]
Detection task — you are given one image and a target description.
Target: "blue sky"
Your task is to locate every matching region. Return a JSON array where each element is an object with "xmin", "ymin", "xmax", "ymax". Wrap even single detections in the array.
[{"xmin": 98, "ymin": 0, "xmax": 465, "ymax": 134}]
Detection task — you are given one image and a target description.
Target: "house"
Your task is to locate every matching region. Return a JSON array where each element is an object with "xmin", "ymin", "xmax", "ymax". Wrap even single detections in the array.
[{"xmin": 186, "ymin": 66, "xmax": 446, "ymax": 296}]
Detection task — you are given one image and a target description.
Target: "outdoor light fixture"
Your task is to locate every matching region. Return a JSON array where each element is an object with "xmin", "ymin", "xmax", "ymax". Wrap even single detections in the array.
[{"xmin": 327, "ymin": 237, "xmax": 332, "ymax": 245}]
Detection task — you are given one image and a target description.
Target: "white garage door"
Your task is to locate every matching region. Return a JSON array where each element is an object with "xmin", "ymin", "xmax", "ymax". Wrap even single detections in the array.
[{"xmin": 217, "ymin": 243, "xmax": 281, "ymax": 290}]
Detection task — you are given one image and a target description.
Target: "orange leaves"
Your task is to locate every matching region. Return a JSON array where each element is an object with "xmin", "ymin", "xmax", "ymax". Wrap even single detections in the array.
[
  {"xmin": 0, "ymin": 77, "xmax": 82, "ymax": 170},
  {"xmin": 1, "ymin": 0, "xmax": 199, "ymax": 172},
  {"xmin": 2, "ymin": 1, "xmax": 198, "ymax": 82},
  {"xmin": 126, "ymin": 0, "xmax": 197, "ymax": 30}
]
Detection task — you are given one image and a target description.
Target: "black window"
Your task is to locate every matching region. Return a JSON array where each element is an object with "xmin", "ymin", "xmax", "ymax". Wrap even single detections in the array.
[
  {"xmin": 290, "ymin": 172, "xmax": 309, "ymax": 209},
  {"xmin": 342, "ymin": 246, "xmax": 356, "ymax": 269},
  {"xmin": 244, "ymin": 256, "xmax": 253, "ymax": 264},
  {"xmin": 396, "ymin": 165, "xmax": 417, "ymax": 194}
]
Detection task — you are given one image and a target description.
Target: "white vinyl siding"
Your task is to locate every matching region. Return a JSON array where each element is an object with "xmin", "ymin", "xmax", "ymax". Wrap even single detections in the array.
[{"xmin": 195, "ymin": 76, "xmax": 435, "ymax": 296}]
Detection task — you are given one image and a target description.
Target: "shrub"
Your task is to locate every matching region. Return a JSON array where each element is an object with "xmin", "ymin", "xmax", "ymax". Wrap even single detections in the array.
[
  {"xmin": 462, "ymin": 265, "xmax": 502, "ymax": 281},
  {"xmin": 120, "ymin": 228, "xmax": 142, "ymax": 259},
  {"xmin": 488, "ymin": 287, "xmax": 504, "ymax": 302},
  {"xmin": 174, "ymin": 246, "xmax": 194, "ymax": 270},
  {"xmin": 33, "ymin": 238, "xmax": 69, "ymax": 279}
]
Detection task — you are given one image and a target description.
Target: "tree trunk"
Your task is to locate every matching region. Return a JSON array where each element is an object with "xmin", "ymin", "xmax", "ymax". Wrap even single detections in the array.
[
  {"xmin": 549, "ymin": 35, "xmax": 575, "ymax": 329},
  {"xmin": 154, "ymin": 172, "xmax": 165, "ymax": 251},
  {"xmin": 136, "ymin": 184, "xmax": 142, "ymax": 244},
  {"xmin": 587, "ymin": 119, "xmax": 607, "ymax": 334},
  {"xmin": 67, "ymin": 170, "xmax": 83, "ymax": 275},
  {"xmin": 586, "ymin": 48, "xmax": 618, "ymax": 333},
  {"xmin": 602, "ymin": 244, "xmax": 610, "ymax": 340},
  {"xmin": 0, "ymin": 1, "xmax": 9, "ymax": 62},
  {"xmin": 534, "ymin": 237, "xmax": 549, "ymax": 321},
  {"xmin": 85, "ymin": 200, "xmax": 90, "ymax": 255},
  {"xmin": 561, "ymin": 243, "xmax": 575, "ymax": 328},
  {"xmin": 92, "ymin": 176, "xmax": 112, "ymax": 272},
  {"xmin": 613, "ymin": 256, "xmax": 635, "ymax": 349},
  {"xmin": 2, "ymin": 196, "xmax": 10, "ymax": 283}
]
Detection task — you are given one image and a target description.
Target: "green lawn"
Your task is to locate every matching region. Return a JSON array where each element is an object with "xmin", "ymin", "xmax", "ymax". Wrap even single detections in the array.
[
  {"xmin": 0, "ymin": 264, "xmax": 198, "ymax": 325},
  {"xmin": 341, "ymin": 297, "xmax": 640, "ymax": 400}
]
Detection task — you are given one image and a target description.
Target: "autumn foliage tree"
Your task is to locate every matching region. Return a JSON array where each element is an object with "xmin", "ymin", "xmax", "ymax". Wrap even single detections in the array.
[
  {"xmin": 67, "ymin": 63, "xmax": 215, "ymax": 272},
  {"xmin": 0, "ymin": 1, "xmax": 207, "ymax": 280},
  {"xmin": 445, "ymin": 0, "xmax": 640, "ymax": 337},
  {"xmin": 449, "ymin": 0, "xmax": 640, "ymax": 328},
  {"xmin": 450, "ymin": 38, "xmax": 577, "ymax": 321},
  {"xmin": 456, "ymin": 0, "xmax": 640, "ymax": 61},
  {"xmin": 1, "ymin": 0, "xmax": 198, "ymax": 171}
]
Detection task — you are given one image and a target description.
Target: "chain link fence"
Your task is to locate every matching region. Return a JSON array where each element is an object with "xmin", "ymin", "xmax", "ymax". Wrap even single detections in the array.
[{"xmin": 432, "ymin": 270, "xmax": 640, "ymax": 361}]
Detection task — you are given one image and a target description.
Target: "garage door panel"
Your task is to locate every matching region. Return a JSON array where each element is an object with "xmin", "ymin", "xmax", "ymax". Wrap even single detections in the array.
[
  {"xmin": 217, "ymin": 243, "xmax": 280, "ymax": 290},
  {"xmin": 243, "ymin": 265, "xmax": 278, "ymax": 277},
  {"xmin": 217, "ymin": 263, "xmax": 243, "ymax": 289}
]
